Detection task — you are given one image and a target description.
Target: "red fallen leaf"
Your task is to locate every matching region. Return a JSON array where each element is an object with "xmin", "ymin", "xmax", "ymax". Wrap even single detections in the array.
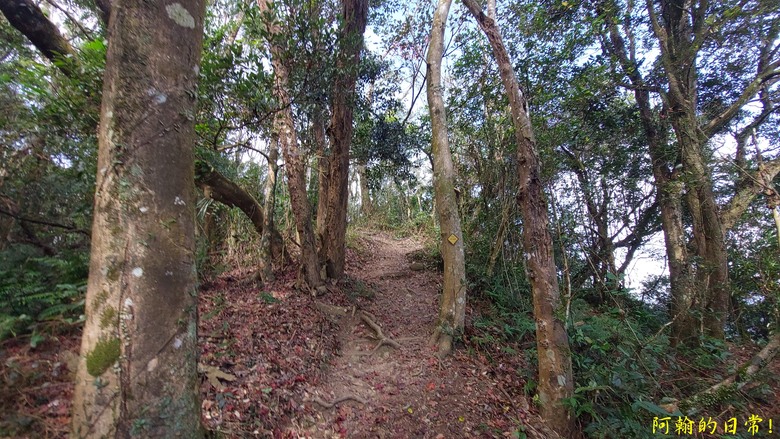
[
  {"xmin": 294, "ymin": 374, "xmax": 306, "ymax": 382},
  {"xmin": 374, "ymin": 383, "xmax": 385, "ymax": 390},
  {"xmin": 426, "ymin": 382, "xmax": 436, "ymax": 391}
]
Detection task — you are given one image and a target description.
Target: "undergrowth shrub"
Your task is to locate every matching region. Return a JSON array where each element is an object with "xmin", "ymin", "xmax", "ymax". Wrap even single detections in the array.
[
  {"xmin": 0, "ymin": 245, "xmax": 87, "ymax": 340},
  {"xmin": 468, "ymin": 269, "xmax": 760, "ymax": 438}
]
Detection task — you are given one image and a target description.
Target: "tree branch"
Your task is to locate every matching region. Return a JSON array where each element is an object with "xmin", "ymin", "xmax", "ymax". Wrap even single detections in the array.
[
  {"xmin": 680, "ymin": 332, "xmax": 780, "ymax": 415},
  {"xmin": 0, "ymin": 206, "xmax": 90, "ymax": 236},
  {"xmin": 94, "ymin": 0, "xmax": 111, "ymax": 26},
  {"xmin": 194, "ymin": 160, "xmax": 285, "ymax": 258},
  {"xmin": 702, "ymin": 61, "xmax": 780, "ymax": 137},
  {"xmin": 720, "ymin": 157, "xmax": 780, "ymax": 230},
  {"xmin": 0, "ymin": 0, "xmax": 77, "ymax": 75}
]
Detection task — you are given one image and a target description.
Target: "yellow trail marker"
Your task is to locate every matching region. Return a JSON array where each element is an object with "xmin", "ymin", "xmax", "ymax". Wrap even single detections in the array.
[{"xmin": 447, "ymin": 234, "xmax": 458, "ymax": 245}]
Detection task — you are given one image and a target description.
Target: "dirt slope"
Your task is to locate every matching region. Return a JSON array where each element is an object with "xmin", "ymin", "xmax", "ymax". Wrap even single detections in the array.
[{"xmin": 296, "ymin": 231, "xmax": 543, "ymax": 438}]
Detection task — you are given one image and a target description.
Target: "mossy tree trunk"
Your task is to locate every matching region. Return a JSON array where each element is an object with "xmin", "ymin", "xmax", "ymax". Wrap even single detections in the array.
[
  {"xmin": 426, "ymin": 0, "xmax": 467, "ymax": 358},
  {"xmin": 461, "ymin": 0, "xmax": 575, "ymax": 435},
  {"xmin": 70, "ymin": 0, "xmax": 206, "ymax": 436}
]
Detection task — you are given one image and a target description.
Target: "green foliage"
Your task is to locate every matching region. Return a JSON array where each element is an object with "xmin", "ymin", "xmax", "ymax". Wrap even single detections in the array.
[{"xmin": 0, "ymin": 247, "xmax": 88, "ymax": 340}]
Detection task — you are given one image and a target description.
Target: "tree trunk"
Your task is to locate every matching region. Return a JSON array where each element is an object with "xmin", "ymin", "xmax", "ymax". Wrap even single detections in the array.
[
  {"xmin": 258, "ymin": 135, "xmax": 280, "ymax": 284},
  {"xmin": 486, "ymin": 198, "xmax": 510, "ymax": 278},
  {"xmin": 70, "ymin": 0, "xmax": 205, "ymax": 435},
  {"xmin": 323, "ymin": 0, "xmax": 368, "ymax": 279},
  {"xmin": 357, "ymin": 162, "xmax": 372, "ymax": 216},
  {"xmin": 257, "ymin": 0, "xmax": 322, "ymax": 290},
  {"xmin": 195, "ymin": 160, "xmax": 284, "ymax": 259},
  {"xmin": 461, "ymin": 1, "xmax": 574, "ymax": 435},
  {"xmin": 426, "ymin": 0, "xmax": 467, "ymax": 358},
  {"xmin": 648, "ymin": 0, "xmax": 730, "ymax": 339},
  {"xmin": 314, "ymin": 111, "xmax": 329, "ymax": 247},
  {"xmin": 600, "ymin": 3, "xmax": 699, "ymax": 346}
]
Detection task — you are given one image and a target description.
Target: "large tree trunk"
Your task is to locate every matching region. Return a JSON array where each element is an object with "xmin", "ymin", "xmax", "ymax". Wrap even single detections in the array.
[
  {"xmin": 426, "ymin": 0, "xmax": 467, "ymax": 358},
  {"xmin": 461, "ymin": 1, "xmax": 574, "ymax": 435},
  {"xmin": 323, "ymin": 0, "xmax": 368, "ymax": 279},
  {"xmin": 600, "ymin": 1, "xmax": 699, "ymax": 346},
  {"xmin": 70, "ymin": 0, "xmax": 205, "ymax": 436},
  {"xmin": 257, "ymin": 0, "xmax": 322, "ymax": 290}
]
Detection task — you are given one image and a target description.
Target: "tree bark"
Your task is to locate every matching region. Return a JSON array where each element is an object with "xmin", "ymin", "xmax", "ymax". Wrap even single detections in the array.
[
  {"xmin": 195, "ymin": 160, "xmax": 284, "ymax": 259},
  {"xmin": 323, "ymin": 0, "xmax": 368, "ymax": 279},
  {"xmin": 647, "ymin": 0, "xmax": 731, "ymax": 339},
  {"xmin": 70, "ymin": 0, "xmax": 205, "ymax": 435},
  {"xmin": 0, "ymin": 0, "xmax": 77, "ymax": 74},
  {"xmin": 258, "ymin": 135, "xmax": 280, "ymax": 284},
  {"xmin": 426, "ymin": 0, "xmax": 467, "ymax": 358},
  {"xmin": 314, "ymin": 111, "xmax": 329, "ymax": 246},
  {"xmin": 357, "ymin": 162, "xmax": 372, "ymax": 216},
  {"xmin": 257, "ymin": 0, "xmax": 322, "ymax": 290},
  {"xmin": 461, "ymin": 1, "xmax": 574, "ymax": 435},
  {"xmin": 600, "ymin": 0, "xmax": 699, "ymax": 346}
]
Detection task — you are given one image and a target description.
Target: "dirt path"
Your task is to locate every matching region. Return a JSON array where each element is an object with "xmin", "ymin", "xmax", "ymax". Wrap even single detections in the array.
[
  {"xmin": 299, "ymin": 231, "xmax": 536, "ymax": 438},
  {"xmin": 0, "ymin": 230, "xmax": 540, "ymax": 438}
]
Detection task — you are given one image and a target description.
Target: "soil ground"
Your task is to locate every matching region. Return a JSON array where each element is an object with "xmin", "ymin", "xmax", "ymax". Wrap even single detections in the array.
[
  {"xmin": 292, "ymin": 231, "xmax": 542, "ymax": 438},
  {"xmin": 1, "ymin": 229, "xmax": 778, "ymax": 438}
]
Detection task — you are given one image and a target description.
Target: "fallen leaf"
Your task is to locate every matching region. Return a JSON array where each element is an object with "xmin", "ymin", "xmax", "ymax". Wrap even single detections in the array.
[{"xmin": 198, "ymin": 363, "xmax": 237, "ymax": 390}]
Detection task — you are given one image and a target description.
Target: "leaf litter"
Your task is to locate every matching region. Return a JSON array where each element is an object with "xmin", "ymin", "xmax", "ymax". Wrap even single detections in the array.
[{"xmin": 0, "ymin": 230, "xmax": 558, "ymax": 438}]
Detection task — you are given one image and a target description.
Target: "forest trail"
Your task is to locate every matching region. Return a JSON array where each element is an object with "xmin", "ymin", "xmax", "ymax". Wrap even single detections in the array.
[
  {"xmin": 0, "ymin": 230, "xmax": 545, "ymax": 438},
  {"xmin": 297, "ymin": 230, "xmax": 543, "ymax": 438}
]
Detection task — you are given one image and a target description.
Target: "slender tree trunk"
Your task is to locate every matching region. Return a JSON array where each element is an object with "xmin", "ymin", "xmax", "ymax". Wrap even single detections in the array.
[
  {"xmin": 426, "ymin": 0, "xmax": 467, "ymax": 358},
  {"xmin": 323, "ymin": 0, "xmax": 368, "ymax": 279},
  {"xmin": 486, "ymin": 198, "xmax": 510, "ymax": 278},
  {"xmin": 461, "ymin": 1, "xmax": 574, "ymax": 434},
  {"xmin": 257, "ymin": 0, "xmax": 322, "ymax": 290},
  {"xmin": 357, "ymin": 162, "xmax": 372, "ymax": 216},
  {"xmin": 314, "ymin": 111, "xmax": 329, "ymax": 246},
  {"xmin": 258, "ymin": 135, "xmax": 280, "ymax": 284},
  {"xmin": 70, "ymin": 0, "xmax": 205, "ymax": 436},
  {"xmin": 600, "ymin": 4, "xmax": 699, "ymax": 345}
]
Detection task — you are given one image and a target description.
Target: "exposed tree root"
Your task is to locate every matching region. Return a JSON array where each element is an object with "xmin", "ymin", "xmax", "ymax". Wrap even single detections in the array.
[
  {"xmin": 311, "ymin": 395, "xmax": 367, "ymax": 409},
  {"xmin": 314, "ymin": 301, "xmax": 401, "ymax": 352},
  {"xmin": 359, "ymin": 311, "xmax": 401, "ymax": 350}
]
